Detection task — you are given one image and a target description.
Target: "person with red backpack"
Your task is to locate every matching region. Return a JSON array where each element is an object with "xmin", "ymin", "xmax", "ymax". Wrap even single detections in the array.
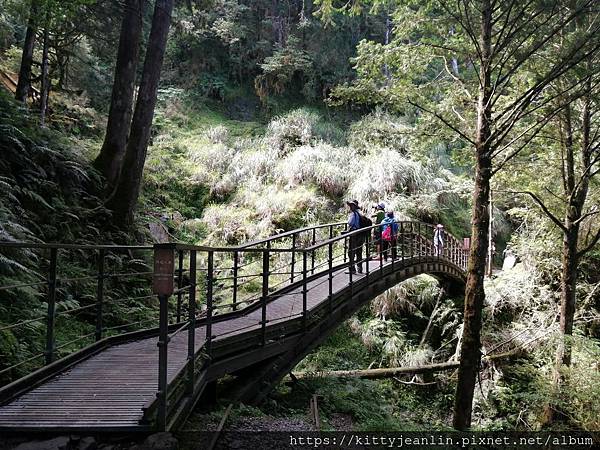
[
  {"xmin": 380, "ymin": 210, "xmax": 399, "ymax": 261},
  {"xmin": 345, "ymin": 199, "xmax": 371, "ymax": 274}
]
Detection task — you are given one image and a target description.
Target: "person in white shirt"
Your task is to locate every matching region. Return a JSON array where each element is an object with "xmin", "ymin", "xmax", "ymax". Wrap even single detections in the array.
[{"xmin": 433, "ymin": 224, "xmax": 445, "ymax": 257}]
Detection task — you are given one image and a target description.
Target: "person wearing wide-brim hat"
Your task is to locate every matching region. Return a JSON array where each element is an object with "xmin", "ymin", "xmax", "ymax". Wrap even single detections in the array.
[
  {"xmin": 345, "ymin": 199, "xmax": 364, "ymax": 275},
  {"xmin": 434, "ymin": 223, "xmax": 445, "ymax": 257}
]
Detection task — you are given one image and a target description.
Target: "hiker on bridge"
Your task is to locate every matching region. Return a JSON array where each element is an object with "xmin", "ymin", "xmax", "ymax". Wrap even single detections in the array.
[
  {"xmin": 380, "ymin": 210, "xmax": 399, "ymax": 261},
  {"xmin": 371, "ymin": 203, "xmax": 385, "ymax": 259},
  {"xmin": 434, "ymin": 223, "xmax": 445, "ymax": 257},
  {"xmin": 345, "ymin": 199, "xmax": 365, "ymax": 275}
]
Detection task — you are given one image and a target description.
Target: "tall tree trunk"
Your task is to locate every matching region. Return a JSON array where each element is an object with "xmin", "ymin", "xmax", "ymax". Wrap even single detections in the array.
[
  {"xmin": 545, "ymin": 83, "xmax": 592, "ymax": 424},
  {"xmin": 557, "ymin": 228, "xmax": 579, "ymax": 366},
  {"xmin": 39, "ymin": 10, "xmax": 51, "ymax": 127},
  {"xmin": 15, "ymin": 0, "xmax": 38, "ymax": 103},
  {"xmin": 108, "ymin": 0, "xmax": 174, "ymax": 228},
  {"xmin": 94, "ymin": 0, "xmax": 145, "ymax": 189},
  {"xmin": 452, "ymin": 0, "xmax": 493, "ymax": 431}
]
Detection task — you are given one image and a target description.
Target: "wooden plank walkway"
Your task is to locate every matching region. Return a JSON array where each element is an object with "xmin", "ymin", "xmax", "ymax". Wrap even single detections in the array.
[{"xmin": 0, "ymin": 259, "xmax": 389, "ymax": 430}]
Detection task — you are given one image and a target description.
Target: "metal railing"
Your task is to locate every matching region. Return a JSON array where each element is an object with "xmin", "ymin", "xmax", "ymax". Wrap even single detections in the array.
[
  {"xmin": 149, "ymin": 221, "xmax": 467, "ymax": 430},
  {"xmin": 0, "ymin": 220, "xmax": 467, "ymax": 430}
]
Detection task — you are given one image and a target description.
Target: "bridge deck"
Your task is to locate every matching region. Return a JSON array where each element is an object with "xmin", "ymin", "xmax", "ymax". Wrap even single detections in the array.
[{"xmin": 0, "ymin": 259, "xmax": 393, "ymax": 431}]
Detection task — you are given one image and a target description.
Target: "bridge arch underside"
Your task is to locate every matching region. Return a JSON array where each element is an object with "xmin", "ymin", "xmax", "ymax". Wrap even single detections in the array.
[{"xmin": 208, "ymin": 256, "xmax": 465, "ymax": 406}]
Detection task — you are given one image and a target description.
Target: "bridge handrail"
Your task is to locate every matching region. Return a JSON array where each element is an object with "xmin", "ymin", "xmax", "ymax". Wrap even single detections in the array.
[
  {"xmin": 168, "ymin": 221, "xmax": 346, "ymax": 253},
  {"xmin": 303, "ymin": 220, "xmax": 462, "ymax": 253}
]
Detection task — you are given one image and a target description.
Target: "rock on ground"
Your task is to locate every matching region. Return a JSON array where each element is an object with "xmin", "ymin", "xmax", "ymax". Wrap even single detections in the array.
[
  {"xmin": 12, "ymin": 437, "xmax": 70, "ymax": 450},
  {"xmin": 130, "ymin": 433, "xmax": 178, "ymax": 450}
]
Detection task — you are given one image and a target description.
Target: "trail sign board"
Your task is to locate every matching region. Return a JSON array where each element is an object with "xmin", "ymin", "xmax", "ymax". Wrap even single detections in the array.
[{"xmin": 153, "ymin": 246, "xmax": 175, "ymax": 295}]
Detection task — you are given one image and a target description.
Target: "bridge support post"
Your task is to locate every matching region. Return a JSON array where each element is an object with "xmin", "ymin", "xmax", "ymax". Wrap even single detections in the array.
[
  {"xmin": 45, "ymin": 247, "xmax": 58, "ymax": 365},
  {"xmin": 95, "ymin": 249, "xmax": 105, "ymax": 342},
  {"xmin": 187, "ymin": 250, "xmax": 197, "ymax": 397},
  {"xmin": 153, "ymin": 243, "xmax": 176, "ymax": 431}
]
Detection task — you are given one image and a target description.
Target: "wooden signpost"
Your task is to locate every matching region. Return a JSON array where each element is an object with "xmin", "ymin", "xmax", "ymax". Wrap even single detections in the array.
[{"xmin": 153, "ymin": 245, "xmax": 175, "ymax": 296}]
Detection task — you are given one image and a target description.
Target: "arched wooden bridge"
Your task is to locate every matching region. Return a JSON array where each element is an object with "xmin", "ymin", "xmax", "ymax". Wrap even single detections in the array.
[{"xmin": 0, "ymin": 221, "xmax": 467, "ymax": 433}]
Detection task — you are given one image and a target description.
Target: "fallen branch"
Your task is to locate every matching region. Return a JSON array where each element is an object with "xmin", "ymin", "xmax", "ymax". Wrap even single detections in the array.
[{"xmin": 291, "ymin": 350, "xmax": 524, "ymax": 381}]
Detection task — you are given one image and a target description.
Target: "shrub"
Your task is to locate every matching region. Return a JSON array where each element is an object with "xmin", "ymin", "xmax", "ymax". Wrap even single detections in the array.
[
  {"xmin": 205, "ymin": 125, "xmax": 229, "ymax": 144},
  {"xmin": 275, "ymin": 143, "xmax": 355, "ymax": 197},
  {"xmin": 201, "ymin": 204, "xmax": 272, "ymax": 245},
  {"xmin": 264, "ymin": 108, "xmax": 320, "ymax": 155},
  {"xmin": 347, "ymin": 148, "xmax": 427, "ymax": 202}
]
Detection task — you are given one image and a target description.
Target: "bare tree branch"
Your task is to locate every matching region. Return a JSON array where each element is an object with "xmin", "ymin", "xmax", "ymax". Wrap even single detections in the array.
[
  {"xmin": 408, "ymin": 99, "xmax": 475, "ymax": 145},
  {"xmin": 577, "ymin": 227, "xmax": 600, "ymax": 258},
  {"xmin": 498, "ymin": 190, "xmax": 567, "ymax": 232}
]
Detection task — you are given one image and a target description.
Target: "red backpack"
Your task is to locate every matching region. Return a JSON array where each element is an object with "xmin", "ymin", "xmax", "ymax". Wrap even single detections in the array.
[{"xmin": 382, "ymin": 225, "xmax": 392, "ymax": 241}]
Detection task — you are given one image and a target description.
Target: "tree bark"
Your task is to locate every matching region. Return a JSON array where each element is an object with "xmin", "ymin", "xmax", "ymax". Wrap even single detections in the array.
[
  {"xmin": 108, "ymin": 0, "xmax": 174, "ymax": 227},
  {"xmin": 39, "ymin": 9, "xmax": 51, "ymax": 127},
  {"xmin": 94, "ymin": 0, "xmax": 145, "ymax": 189},
  {"xmin": 556, "ymin": 229, "xmax": 579, "ymax": 367},
  {"xmin": 419, "ymin": 285, "xmax": 446, "ymax": 348},
  {"xmin": 15, "ymin": 0, "xmax": 39, "ymax": 103},
  {"xmin": 452, "ymin": 0, "xmax": 493, "ymax": 431},
  {"xmin": 545, "ymin": 83, "xmax": 592, "ymax": 424}
]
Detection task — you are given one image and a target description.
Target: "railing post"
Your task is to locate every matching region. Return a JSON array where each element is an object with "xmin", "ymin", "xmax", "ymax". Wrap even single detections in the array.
[
  {"xmin": 391, "ymin": 222, "xmax": 396, "ymax": 271},
  {"xmin": 302, "ymin": 251, "xmax": 308, "ymax": 331},
  {"xmin": 411, "ymin": 223, "xmax": 416, "ymax": 258},
  {"xmin": 95, "ymin": 249, "xmax": 105, "ymax": 342},
  {"xmin": 206, "ymin": 251, "xmax": 214, "ymax": 356},
  {"xmin": 379, "ymin": 223, "xmax": 384, "ymax": 271},
  {"xmin": 343, "ymin": 223, "xmax": 348, "ymax": 263},
  {"xmin": 45, "ymin": 247, "xmax": 58, "ymax": 365},
  {"xmin": 418, "ymin": 222, "xmax": 422, "ymax": 259},
  {"xmin": 261, "ymin": 249, "xmax": 269, "ymax": 346},
  {"xmin": 153, "ymin": 243, "xmax": 175, "ymax": 432},
  {"xmin": 290, "ymin": 233, "xmax": 296, "ymax": 283},
  {"xmin": 328, "ymin": 242, "xmax": 333, "ymax": 314},
  {"xmin": 329, "ymin": 225, "xmax": 334, "ymax": 239},
  {"xmin": 365, "ymin": 230, "xmax": 370, "ymax": 281},
  {"xmin": 187, "ymin": 250, "xmax": 197, "ymax": 397},
  {"xmin": 400, "ymin": 222, "xmax": 405, "ymax": 260},
  {"xmin": 176, "ymin": 250, "xmax": 184, "ymax": 323},
  {"xmin": 232, "ymin": 251, "xmax": 239, "ymax": 311},
  {"xmin": 348, "ymin": 233, "xmax": 354, "ymax": 287},
  {"xmin": 311, "ymin": 228, "xmax": 316, "ymax": 274}
]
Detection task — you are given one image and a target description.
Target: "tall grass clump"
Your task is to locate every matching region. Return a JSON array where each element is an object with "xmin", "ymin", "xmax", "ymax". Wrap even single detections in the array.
[
  {"xmin": 275, "ymin": 143, "xmax": 356, "ymax": 197},
  {"xmin": 347, "ymin": 149, "xmax": 428, "ymax": 202},
  {"xmin": 264, "ymin": 108, "xmax": 320, "ymax": 156}
]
